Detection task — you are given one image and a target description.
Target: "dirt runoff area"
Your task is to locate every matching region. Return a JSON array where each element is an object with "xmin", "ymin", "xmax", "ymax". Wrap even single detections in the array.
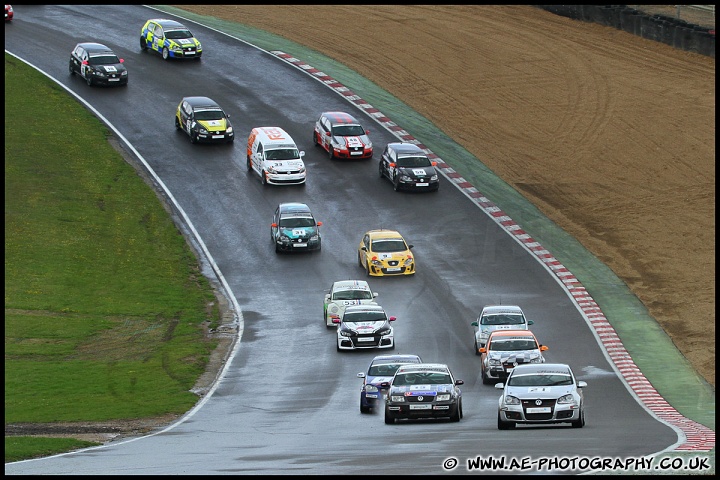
[{"xmin": 174, "ymin": 5, "xmax": 714, "ymax": 386}]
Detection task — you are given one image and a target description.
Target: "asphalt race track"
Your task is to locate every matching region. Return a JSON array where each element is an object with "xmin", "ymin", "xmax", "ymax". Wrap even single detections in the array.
[{"xmin": 4, "ymin": 5, "xmax": 704, "ymax": 475}]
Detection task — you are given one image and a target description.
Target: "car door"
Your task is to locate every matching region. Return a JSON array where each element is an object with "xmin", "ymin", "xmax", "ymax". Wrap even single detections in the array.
[
  {"xmin": 381, "ymin": 145, "xmax": 393, "ymax": 178},
  {"xmin": 70, "ymin": 46, "xmax": 82, "ymax": 74},
  {"xmin": 152, "ymin": 24, "xmax": 164, "ymax": 52},
  {"xmin": 79, "ymin": 48, "xmax": 90, "ymax": 79},
  {"xmin": 321, "ymin": 116, "xmax": 332, "ymax": 151},
  {"xmin": 360, "ymin": 234, "xmax": 371, "ymax": 268}
]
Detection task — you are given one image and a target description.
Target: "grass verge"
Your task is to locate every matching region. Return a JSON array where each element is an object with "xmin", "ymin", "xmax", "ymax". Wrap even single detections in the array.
[{"xmin": 5, "ymin": 53, "xmax": 220, "ymax": 462}]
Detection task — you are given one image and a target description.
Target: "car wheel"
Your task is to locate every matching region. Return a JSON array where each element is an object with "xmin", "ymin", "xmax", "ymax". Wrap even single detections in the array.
[
  {"xmin": 360, "ymin": 404, "xmax": 370, "ymax": 414},
  {"xmin": 189, "ymin": 131, "xmax": 197, "ymax": 144},
  {"xmin": 384, "ymin": 407, "xmax": 395, "ymax": 424},
  {"xmin": 162, "ymin": 47, "xmax": 170, "ymax": 60},
  {"xmin": 459, "ymin": 399, "xmax": 463, "ymax": 419},
  {"xmin": 366, "ymin": 262, "xmax": 372, "ymax": 277},
  {"xmin": 86, "ymin": 75, "xmax": 92, "ymax": 87},
  {"xmin": 313, "ymin": 131, "xmax": 319, "ymax": 146},
  {"xmin": 481, "ymin": 366, "xmax": 493, "ymax": 385},
  {"xmin": 328, "ymin": 145, "xmax": 334, "ymax": 160},
  {"xmin": 174, "ymin": 116, "xmax": 181, "ymax": 130},
  {"xmin": 246, "ymin": 156, "xmax": 252, "ymax": 172},
  {"xmin": 450, "ymin": 404, "xmax": 461, "ymax": 422},
  {"xmin": 336, "ymin": 343, "xmax": 341, "ymax": 353},
  {"xmin": 393, "ymin": 176, "xmax": 400, "ymax": 192},
  {"xmin": 572, "ymin": 409, "xmax": 585, "ymax": 428},
  {"xmin": 357, "ymin": 252, "xmax": 364, "ymax": 268},
  {"xmin": 498, "ymin": 413, "xmax": 515, "ymax": 430},
  {"xmin": 275, "ymin": 244, "xmax": 281, "ymax": 254},
  {"xmin": 390, "ymin": 341, "xmax": 396, "ymax": 351},
  {"xmin": 378, "ymin": 162, "xmax": 384, "ymax": 178},
  {"xmin": 69, "ymin": 63, "xmax": 74, "ymax": 75},
  {"xmin": 474, "ymin": 339, "xmax": 480, "ymax": 356},
  {"xmin": 261, "ymin": 170, "xmax": 268, "ymax": 186}
]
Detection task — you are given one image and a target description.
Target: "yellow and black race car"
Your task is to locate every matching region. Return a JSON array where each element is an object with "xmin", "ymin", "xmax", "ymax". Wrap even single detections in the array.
[
  {"xmin": 140, "ymin": 18, "xmax": 202, "ymax": 60},
  {"xmin": 175, "ymin": 97, "xmax": 234, "ymax": 144}
]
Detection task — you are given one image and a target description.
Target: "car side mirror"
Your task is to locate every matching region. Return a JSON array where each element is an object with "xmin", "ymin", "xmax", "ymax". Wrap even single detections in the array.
[
  {"xmin": 271, "ymin": 223, "xmax": 278, "ymax": 228},
  {"xmin": 357, "ymin": 372, "xmax": 365, "ymax": 378},
  {"xmin": 317, "ymin": 221, "xmax": 323, "ymax": 227},
  {"xmin": 361, "ymin": 246, "xmax": 367, "ymax": 251},
  {"xmin": 324, "ymin": 294, "xmax": 330, "ymax": 301},
  {"xmin": 495, "ymin": 383, "xmax": 505, "ymax": 389},
  {"xmin": 479, "ymin": 347, "xmax": 487, "ymax": 354},
  {"xmin": 431, "ymin": 161, "xmax": 437, "ymax": 166},
  {"xmin": 408, "ymin": 245, "xmax": 414, "ymax": 249},
  {"xmin": 373, "ymin": 292, "xmax": 379, "ymax": 298},
  {"xmin": 471, "ymin": 321, "xmax": 478, "ymax": 327},
  {"xmin": 389, "ymin": 316, "xmax": 396, "ymax": 322},
  {"xmin": 577, "ymin": 381, "xmax": 587, "ymax": 388},
  {"xmin": 528, "ymin": 320, "xmax": 534, "ymax": 325},
  {"xmin": 380, "ymin": 381, "xmax": 390, "ymax": 388},
  {"xmin": 82, "ymin": 60, "xmax": 89, "ymax": 65},
  {"xmin": 299, "ymin": 151, "xmax": 305, "ymax": 158},
  {"xmin": 325, "ymin": 131, "xmax": 331, "ymax": 136},
  {"xmin": 389, "ymin": 162, "xmax": 396, "ymax": 168},
  {"xmin": 455, "ymin": 380, "xmax": 464, "ymax": 385},
  {"xmin": 365, "ymin": 129, "xmax": 370, "ymax": 135},
  {"xmin": 540, "ymin": 345, "xmax": 548, "ymax": 351},
  {"xmin": 119, "ymin": 58, "xmax": 124, "ymax": 63}
]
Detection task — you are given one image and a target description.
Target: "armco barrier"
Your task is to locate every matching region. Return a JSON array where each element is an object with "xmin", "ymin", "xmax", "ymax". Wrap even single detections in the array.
[{"xmin": 537, "ymin": 5, "xmax": 715, "ymax": 58}]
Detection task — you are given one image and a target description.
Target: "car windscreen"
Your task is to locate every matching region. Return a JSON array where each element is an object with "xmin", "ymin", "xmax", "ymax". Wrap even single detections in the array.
[
  {"xmin": 343, "ymin": 313, "xmax": 385, "ymax": 322},
  {"xmin": 490, "ymin": 339, "xmax": 536, "ymax": 351},
  {"xmin": 278, "ymin": 217, "xmax": 315, "ymax": 228},
  {"xmin": 265, "ymin": 148, "xmax": 300, "ymax": 161},
  {"xmin": 393, "ymin": 372, "xmax": 451, "ymax": 386},
  {"xmin": 481, "ymin": 314, "xmax": 525, "ymax": 325},
  {"xmin": 368, "ymin": 363, "xmax": 404, "ymax": 376},
  {"xmin": 333, "ymin": 290, "xmax": 373, "ymax": 301},
  {"xmin": 370, "ymin": 239, "xmax": 407, "ymax": 252},
  {"xmin": 88, "ymin": 55, "xmax": 120, "ymax": 66},
  {"xmin": 395, "ymin": 156, "xmax": 431, "ymax": 168},
  {"xmin": 508, "ymin": 373, "xmax": 573, "ymax": 387},
  {"xmin": 193, "ymin": 109, "xmax": 224, "ymax": 121},
  {"xmin": 332, "ymin": 125, "xmax": 366, "ymax": 136},
  {"xmin": 165, "ymin": 29, "xmax": 193, "ymax": 40}
]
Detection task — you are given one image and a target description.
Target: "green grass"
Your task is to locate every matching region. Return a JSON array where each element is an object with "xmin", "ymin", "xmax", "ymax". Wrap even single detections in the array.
[{"xmin": 4, "ymin": 53, "xmax": 220, "ymax": 462}]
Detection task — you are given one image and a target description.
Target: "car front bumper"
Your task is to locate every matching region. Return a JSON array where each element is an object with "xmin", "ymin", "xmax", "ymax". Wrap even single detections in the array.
[
  {"xmin": 499, "ymin": 403, "xmax": 582, "ymax": 425},
  {"xmin": 338, "ymin": 333, "xmax": 394, "ymax": 350}
]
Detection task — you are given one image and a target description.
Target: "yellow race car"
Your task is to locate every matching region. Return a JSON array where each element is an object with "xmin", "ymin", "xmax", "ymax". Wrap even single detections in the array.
[{"xmin": 358, "ymin": 229, "xmax": 415, "ymax": 276}]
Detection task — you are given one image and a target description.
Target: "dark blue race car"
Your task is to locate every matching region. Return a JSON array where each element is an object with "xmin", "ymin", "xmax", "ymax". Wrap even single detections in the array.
[{"xmin": 357, "ymin": 354, "xmax": 422, "ymax": 413}]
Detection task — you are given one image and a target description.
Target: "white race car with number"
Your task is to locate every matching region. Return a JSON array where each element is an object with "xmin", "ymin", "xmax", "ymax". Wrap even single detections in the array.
[{"xmin": 323, "ymin": 280, "xmax": 378, "ymax": 327}]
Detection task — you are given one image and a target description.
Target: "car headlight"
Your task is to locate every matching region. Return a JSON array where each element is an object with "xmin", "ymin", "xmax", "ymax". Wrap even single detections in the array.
[
  {"xmin": 376, "ymin": 327, "xmax": 391, "ymax": 336},
  {"xmin": 436, "ymin": 394, "xmax": 451, "ymax": 401},
  {"xmin": 391, "ymin": 396, "xmax": 405, "ymax": 402},
  {"xmin": 399, "ymin": 174, "xmax": 412, "ymax": 182},
  {"xmin": 365, "ymin": 385, "xmax": 378, "ymax": 393},
  {"xmin": 430, "ymin": 174, "xmax": 438, "ymax": 181},
  {"xmin": 266, "ymin": 165, "xmax": 277, "ymax": 173},
  {"xmin": 198, "ymin": 128, "xmax": 208, "ymax": 135},
  {"xmin": 310, "ymin": 234, "xmax": 319, "ymax": 241},
  {"xmin": 196, "ymin": 42, "xmax": 202, "ymax": 50},
  {"xmin": 172, "ymin": 46, "xmax": 183, "ymax": 52},
  {"xmin": 557, "ymin": 394, "xmax": 577, "ymax": 405},
  {"xmin": 298, "ymin": 166, "xmax": 306, "ymax": 173},
  {"xmin": 278, "ymin": 235, "xmax": 290, "ymax": 244},
  {"xmin": 366, "ymin": 141, "xmax": 372, "ymax": 149},
  {"xmin": 226, "ymin": 126, "xmax": 233, "ymax": 133},
  {"xmin": 489, "ymin": 358, "xmax": 501, "ymax": 366},
  {"xmin": 94, "ymin": 70, "xmax": 106, "ymax": 77},
  {"xmin": 403, "ymin": 257, "xmax": 413, "ymax": 266},
  {"xmin": 530, "ymin": 357, "xmax": 542, "ymax": 364},
  {"xmin": 121, "ymin": 70, "xmax": 128, "ymax": 76},
  {"xmin": 370, "ymin": 258, "xmax": 382, "ymax": 266},
  {"xmin": 339, "ymin": 330, "xmax": 352, "ymax": 337},
  {"xmin": 503, "ymin": 395, "xmax": 521, "ymax": 405}
]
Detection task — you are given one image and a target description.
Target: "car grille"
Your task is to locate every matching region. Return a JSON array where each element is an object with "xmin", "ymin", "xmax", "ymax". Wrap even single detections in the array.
[
  {"xmin": 350, "ymin": 334, "xmax": 380, "ymax": 347},
  {"xmin": 182, "ymin": 47, "xmax": 197, "ymax": 54},
  {"xmin": 349, "ymin": 146, "xmax": 363, "ymax": 153},
  {"xmin": 387, "ymin": 260, "xmax": 399, "ymax": 266},
  {"xmin": 522, "ymin": 398, "xmax": 556, "ymax": 420},
  {"xmin": 406, "ymin": 395, "xmax": 436, "ymax": 403},
  {"xmin": 380, "ymin": 267, "xmax": 406, "ymax": 274}
]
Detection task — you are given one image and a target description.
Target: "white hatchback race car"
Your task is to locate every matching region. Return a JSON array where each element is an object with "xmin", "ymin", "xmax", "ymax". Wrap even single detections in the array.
[{"xmin": 323, "ymin": 280, "xmax": 378, "ymax": 327}]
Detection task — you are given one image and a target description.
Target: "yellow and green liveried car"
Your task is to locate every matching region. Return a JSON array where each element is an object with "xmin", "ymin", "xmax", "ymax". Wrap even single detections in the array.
[
  {"xmin": 140, "ymin": 18, "xmax": 202, "ymax": 60},
  {"xmin": 175, "ymin": 97, "xmax": 234, "ymax": 144}
]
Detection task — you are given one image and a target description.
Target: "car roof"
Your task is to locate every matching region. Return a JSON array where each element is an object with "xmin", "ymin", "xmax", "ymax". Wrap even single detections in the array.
[
  {"xmin": 344, "ymin": 304, "xmax": 385, "ymax": 314},
  {"xmin": 366, "ymin": 229, "xmax": 404, "ymax": 240},
  {"xmin": 511, "ymin": 363, "xmax": 572, "ymax": 375},
  {"xmin": 76, "ymin": 42, "xmax": 115, "ymax": 54},
  {"xmin": 371, "ymin": 354, "xmax": 421, "ymax": 365},
  {"xmin": 397, "ymin": 363, "xmax": 450, "ymax": 374},
  {"xmin": 482, "ymin": 305, "xmax": 524, "ymax": 315},
  {"xmin": 387, "ymin": 143, "xmax": 426, "ymax": 155},
  {"xmin": 278, "ymin": 202, "xmax": 312, "ymax": 216},
  {"xmin": 489, "ymin": 330, "xmax": 536, "ymax": 339},
  {"xmin": 322, "ymin": 111, "xmax": 361, "ymax": 125},
  {"xmin": 332, "ymin": 280, "xmax": 371, "ymax": 291},
  {"xmin": 183, "ymin": 96, "xmax": 221, "ymax": 109},
  {"xmin": 149, "ymin": 18, "xmax": 187, "ymax": 29}
]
